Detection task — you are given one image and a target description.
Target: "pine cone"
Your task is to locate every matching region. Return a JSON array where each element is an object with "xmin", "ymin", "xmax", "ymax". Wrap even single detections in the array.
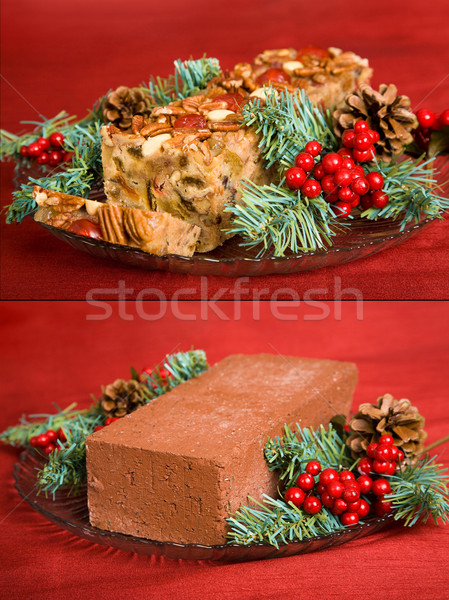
[
  {"xmin": 333, "ymin": 83, "xmax": 418, "ymax": 162},
  {"xmin": 102, "ymin": 86, "xmax": 152, "ymax": 130},
  {"xmin": 346, "ymin": 393, "xmax": 427, "ymax": 461},
  {"xmin": 100, "ymin": 378, "xmax": 149, "ymax": 418}
]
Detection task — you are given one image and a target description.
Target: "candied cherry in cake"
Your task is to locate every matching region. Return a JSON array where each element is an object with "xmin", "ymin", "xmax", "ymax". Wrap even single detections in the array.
[
  {"xmin": 295, "ymin": 152, "xmax": 315, "ymax": 171},
  {"xmin": 67, "ymin": 219, "xmax": 103, "ymax": 240},
  {"xmin": 333, "ymin": 200, "xmax": 352, "ymax": 218},
  {"xmin": 305, "ymin": 140, "xmax": 321, "ymax": 157},
  {"xmin": 301, "ymin": 179, "xmax": 321, "ymax": 198},
  {"xmin": 214, "ymin": 93, "xmax": 245, "ymax": 111},
  {"xmin": 49, "ymin": 132, "xmax": 64, "ymax": 147},
  {"xmin": 322, "ymin": 152, "xmax": 343, "ymax": 174},
  {"xmin": 371, "ymin": 191, "xmax": 389, "ymax": 209},
  {"xmin": 303, "ymin": 495, "xmax": 322, "ymax": 515},
  {"xmin": 306, "ymin": 460, "xmax": 321, "ymax": 476},
  {"xmin": 285, "ymin": 167, "xmax": 307, "ymax": 190},
  {"xmin": 173, "ymin": 114, "xmax": 207, "ymax": 129},
  {"xmin": 298, "ymin": 46, "xmax": 330, "ymax": 59},
  {"xmin": 416, "ymin": 108, "xmax": 436, "ymax": 129},
  {"xmin": 256, "ymin": 68, "xmax": 291, "ymax": 85},
  {"xmin": 285, "ymin": 486, "xmax": 306, "ymax": 507}
]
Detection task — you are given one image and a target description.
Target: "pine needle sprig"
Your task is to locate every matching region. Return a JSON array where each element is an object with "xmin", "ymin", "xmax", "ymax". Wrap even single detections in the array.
[
  {"xmin": 141, "ymin": 349, "xmax": 208, "ymax": 397},
  {"xmin": 144, "ymin": 57, "xmax": 221, "ymax": 106},
  {"xmin": 226, "ymin": 180, "xmax": 343, "ymax": 257},
  {"xmin": 5, "ymin": 118, "xmax": 103, "ymax": 224},
  {"xmin": 387, "ymin": 455, "xmax": 449, "ymax": 526},
  {"xmin": 264, "ymin": 424, "xmax": 354, "ymax": 489},
  {"xmin": 227, "ymin": 493, "xmax": 345, "ymax": 547},
  {"xmin": 242, "ymin": 87, "xmax": 338, "ymax": 172},
  {"xmin": 361, "ymin": 155, "xmax": 449, "ymax": 227}
]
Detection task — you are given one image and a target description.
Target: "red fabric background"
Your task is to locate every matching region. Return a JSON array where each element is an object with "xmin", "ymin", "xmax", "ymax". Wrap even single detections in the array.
[
  {"xmin": 1, "ymin": 0, "xmax": 449, "ymax": 300},
  {"xmin": 1, "ymin": 301, "xmax": 449, "ymax": 599}
]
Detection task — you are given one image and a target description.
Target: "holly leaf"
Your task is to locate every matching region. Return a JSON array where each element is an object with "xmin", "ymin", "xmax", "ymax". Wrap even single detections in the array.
[{"xmin": 427, "ymin": 125, "xmax": 449, "ymax": 158}]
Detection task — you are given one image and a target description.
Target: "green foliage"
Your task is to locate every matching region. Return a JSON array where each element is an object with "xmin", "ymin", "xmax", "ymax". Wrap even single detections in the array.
[
  {"xmin": 145, "ymin": 56, "xmax": 221, "ymax": 106},
  {"xmin": 388, "ymin": 455, "xmax": 449, "ymax": 526},
  {"xmin": 5, "ymin": 118, "xmax": 104, "ymax": 224},
  {"xmin": 242, "ymin": 88, "xmax": 337, "ymax": 171},
  {"xmin": 141, "ymin": 349, "xmax": 209, "ymax": 397},
  {"xmin": 362, "ymin": 156, "xmax": 449, "ymax": 227}
]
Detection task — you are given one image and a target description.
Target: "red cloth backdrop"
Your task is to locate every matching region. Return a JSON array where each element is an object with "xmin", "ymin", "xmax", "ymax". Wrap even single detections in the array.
[
  {"xmin": 1, "ymin": 0, "xmax": 449, "ymax": 300},
  {"xmin": 1, "ymin": 301, "xmax": 449, "ymax": 599}
]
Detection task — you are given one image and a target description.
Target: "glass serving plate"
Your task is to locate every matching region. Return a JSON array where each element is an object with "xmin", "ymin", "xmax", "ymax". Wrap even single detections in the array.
[
  {"xmin": 14, "ymin": 449, "xmax": 392, "ymax": 563},
  {"xmin": 20, "ymin": 158, "xmax": 449, "ymax": 277}
]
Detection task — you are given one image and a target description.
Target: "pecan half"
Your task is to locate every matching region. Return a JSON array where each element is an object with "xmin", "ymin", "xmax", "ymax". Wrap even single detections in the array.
[
  {"xmin": 182, "ymin": 95, "xmax": 207, "ymax": 113},
  {"xmin": 131, "ymin": 115, "xmax": 146, "ymax": 134},
  {"xmin": 140, "ymin": 122, "xmax": 173, "ymax": 138},
  {"xmin": 98, "ymin": 204, "xmax": 127, "ymax": 245},
  {"xmin": 151, "ymin": 105, "xmax": 187, "ymax": 117},
  {"xmin": 46, "ymin": 212, "xmax": 77, "ymax": 230},
  {"xmin": 208, "ymin": 122, "xmax": 242, "ymax": 132},
  {"xmin": 32, "ymin": 186, "xmax": 85, "ymax": 212},
  {"xmin": 198, "ymin": 100, "xmax": 229, "ymax": 113}
]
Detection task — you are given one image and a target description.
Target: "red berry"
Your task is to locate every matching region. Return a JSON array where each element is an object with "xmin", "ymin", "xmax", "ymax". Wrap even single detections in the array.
[
  {"xmin": 339, "ymin": 471, "xmax": 355, "ymax": 483},
  {"xmin": 385, "ymin": 462, "xmax": 397, "ymax": 475},
  {"xmin": 372, "ymin": 479, "xmax": 391, "ymax": 496},
  {"xmin": 105, "ymin": 417, "xmax": 120, "ymax": 426},
  {"xmin": 327, "ymin": 481, "xmax": 345, "ymax": 498},
  {"xmin": 360, "ymin": 194, "xmax": 374, "ymax": 210},
  {"xmin": 351, "ymin": 177, "xmax": 369, "ymax": 196},
  {"xmin": 366, "ymin": 443, "xmax": 379, "ymax": 458},
  {"xmin": 322, "ymin": 152, "xmax": 343, "ymax": 173},
  {"xmin": 173, "ymin": 114, "xmax": 207, "ymax": 129},
  {"xmin": 357, "ymin": 475, "xmax": 373, "ymax": 494},
  {"xmin": 46, "ymin": 430, "xmax": 57, "ymax": 443},
  {"xmin": 340, "ymin": 512, "xmax": 359, "ymax": 526},
  {"xmin": 256, "ymin": 67, "xmax": 290, "ymax": 85},
  {"xmin": 27, "ymin": 142, "xmax": 42, "ymax": 157},
  {"xmin": 319, "ymin": 468, "xmax": 339, "ymax": 486},
  {"xmin": 354, "ymin": 120, "xmax": 369, "ymax": 133},
  {"xmin": 63, "ymin": 152, "xmax": 73, "ymax": 162},
  {"xmin": 351, "ymin": 165, "xmax": 365, "ymax": 179},
  {"xmin": 396, "ymin": 450, "xmax": 405, "ymax": 462},
  {"xmin": 49, "ymin": 131, "xmax": 65, "ymax": 147},
  {"xmin": 342, "ymin": 487, "xmax": 360, "ymax": 503},
  {"xmin": 313, "ymin": 163, "xmax": 326, "ymax": 180},
  {"xmin": 301, "ymin": 179, "xmax": 321, "ymax": 198},
  {"xmin": 416, "ymin": 108, "xmax": 436, "ymax": 129},
  {"xmin": 44, "ymin": 444, "xmax": 56, "ymax": 455},
  {"xmin": 36, "ymin": 137, "xmax": 50, "ymax": 151},
  {"xmin": 371, "ymin": 191, "xmax": 389, "ymax": 209},
  {"xmin": 306, "ymin": 460, "xmax": 321, "ymax": 476},
  {"xmin": 332, "ymin": 498, "xmax": 348, "ymax": 515},
  {"xmin": 67, "ymin": 219, "xmax": 103, "ymax": 240},
  {"xmin": 321, "ymin": 491, "xmax": 334, "ymax": 508},
  {"xmin": 303, "ymin": 496, "xmax": 322, "ymax": 515},
  {"xmin": 30, "ymin": 436, "xmax": 39, "ymax": 447},
  {"xmin": 354, "ymin": 132, "xmax": 373, "ymax": 151},
  {"xmin": 438, "ymin": 109, "xmax": 449, "ymax": 128},
  {"xmin": 357, "ymin": 499, "xmax": 370, "ymax": 518},
  {"xmin": 369, "ymin": 130, "xmax": 380, "ymax": 143},
  {"xmin": 350, "ymin": 194, "xmax": 360, "ymax": 208},
  {"xmin": 324, "ymin": 192, "xmax": 339, "ymax": 204},
  {"xmin": 338, "ymin": 147, "xmax": 353, "ymax": 158},
  {"xmin": 375, "ymin": 498, "xmax": 393, "ymax": 517},
  {"xmin": 366, "ymin": 171, "xmax": 384, "ymax": 191},
  {"xmin": 297, "ymin": 472, "xmax": 315, "ymax": 492},
  {"xmin": 338, "ymin": 187, "xmax": 353, "ymax": 202},
  {"xmin": 285, "ymin": 166, "xmax": 307, "ymax": 190},
  {"xmin": 342, "ymin": 129, "xmax": 356, "ymax": 148},
  {"xmin": 36, "ymin": 152, "xmax": 49, "ymax": 165},
  {"xmin": 358, "ymin": 457, "xmax": 373, "ymax": 475},
  {"xmin": 20, "ymin": 145, "xmax": 29, "ymax": 157},
  {"xmin": 390, "ymin": 445, "xmax": 399, "ymax": 460},
  {"xmin": 285, "ymin": 486, "xmax": 306, "ymax": 507},
  {"xmin": 94, "ymin": 425, "xmax": 105, "ymax": 432},
  {"xmin": 36, "ymin": 434, "xmax": 49, "ymax": 447},
  {"xmin": 334, "ymin": 168, "xmax": 353, "ymax": 188},
  {"xmin": 353, "ymin": 148, "xmax": 374, "ymax": 163},
  {"xmin": 57, "ymin": 428, "xmax": 67, "ymax": 442},
  {"xmin": 317, "ymin": 482, "xmax": 327, "ymax": 495},
  {"xmin": 333, "ymin": 201, "xmax": 352, "ymax": 218},
  {"xmin": 373, "ymin": 459, "xmax": 389, "ymax": 474},
  {"xmin": 295, "ymin": 152, "xmax": 315, "ymax": 171},
  {"xmin": 347, "ymin": 499, "xmax": 361, "ymax": 512},
  {"xmin": 49, "ymin": 150, "xmax": 63, "ymax": 166},
  {"xmin": 321, "ymin": 174, "xmax": 337, "ymax": 194},
  {"xmin": 305, "ymin": 140, "xmax": 321, "ymax": 157},
  {"xmin": 341, "ymin": 157, "xmax": 355, "ymax": 171},
  {"xmin": 374, "ymin": 444, "xmax": 393, "ymax": 461}
]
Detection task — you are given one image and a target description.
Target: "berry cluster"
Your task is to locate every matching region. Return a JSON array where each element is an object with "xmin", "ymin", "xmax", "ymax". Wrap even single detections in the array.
[
  {"xmin": 93, "ymin": 416, "xmax": 121, "ymax": 433},
  {"xmin": 30, "ymin": 428, "xmax": 68, "ymax": 455},
  {"xmin": 20, "ymin": 131, "xmax": 71, "ymax": 166},
  {"xmin": 285, "ymin": 124, "xmax": 390, "ymax": 218},
  {"xmin": 357, "ymin": 433, "xmax": 404, "ymax": 476},
  {"xmin": 413, "ymin": 107, "xmax": 449, "ymax": 151},
  {"xmin": 141, "ymin": 366, "xmax": 169, "ymax": 390}
]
